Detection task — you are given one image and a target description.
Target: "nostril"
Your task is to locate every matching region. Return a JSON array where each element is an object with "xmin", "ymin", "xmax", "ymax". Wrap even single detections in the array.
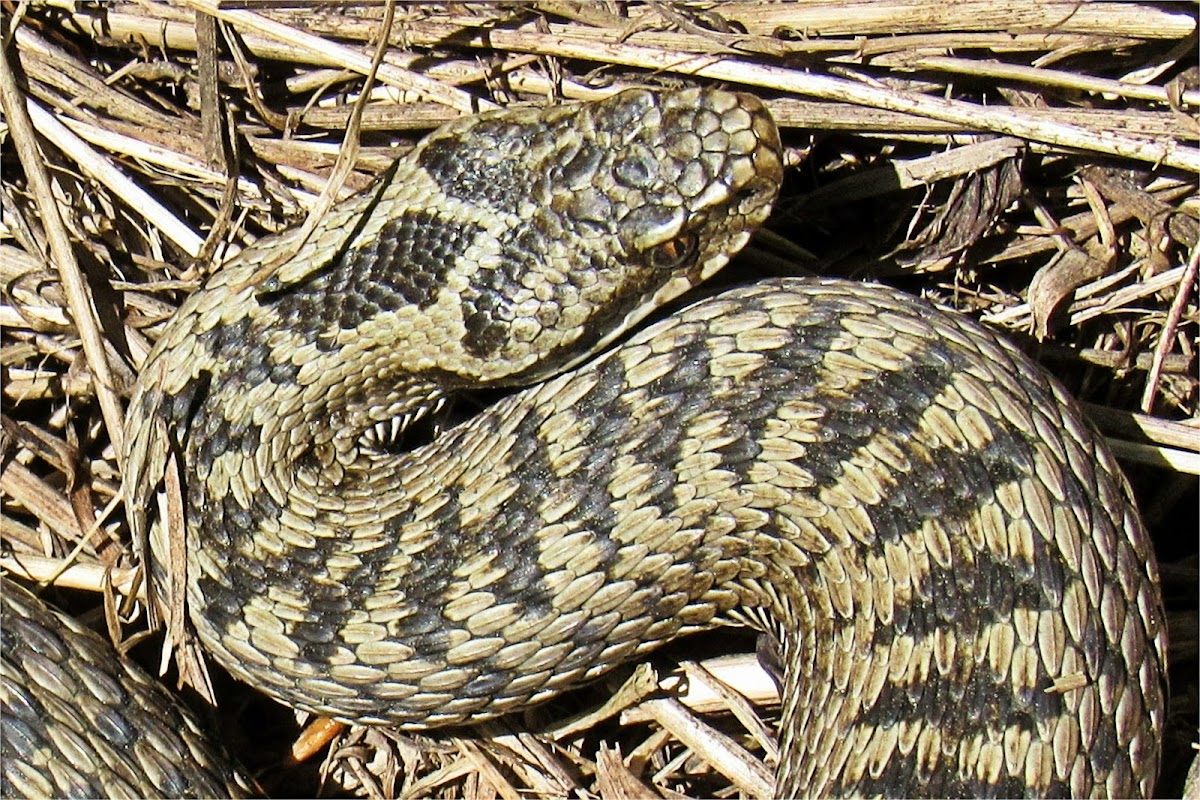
[
  {"xmin": 732, "ymin": 180, "xmax": 772, "ymax": 208},
  {"xmin": 734, "ymin": 185, "xmax": 758, "ymax": 203}
]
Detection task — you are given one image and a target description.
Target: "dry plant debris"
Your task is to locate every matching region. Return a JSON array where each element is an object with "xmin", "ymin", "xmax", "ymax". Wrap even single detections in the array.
[{"xmin": 1, "ymin": 2, "xmax": 1197, "ymax": 798}]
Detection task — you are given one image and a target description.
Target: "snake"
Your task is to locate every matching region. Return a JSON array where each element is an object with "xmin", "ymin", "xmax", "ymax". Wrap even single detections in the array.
[
  {"xmin": 2, "ymin": 87, "xmax": 1167, "ymax": 798},
  {"xmin": 0, "ymin": 579, "xmax": 254, "ymax": 797}
]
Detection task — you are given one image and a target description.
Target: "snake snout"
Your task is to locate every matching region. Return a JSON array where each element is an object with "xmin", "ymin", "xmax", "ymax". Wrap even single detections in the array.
[{"xmin": 606, "ymin": 88, "xmax": 782, "ymax": 283}]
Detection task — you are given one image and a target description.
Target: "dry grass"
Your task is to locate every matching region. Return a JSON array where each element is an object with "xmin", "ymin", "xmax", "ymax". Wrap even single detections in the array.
[{"xmin": 1, "ymin": 2, "xmax": 1197, "ymax": 798}]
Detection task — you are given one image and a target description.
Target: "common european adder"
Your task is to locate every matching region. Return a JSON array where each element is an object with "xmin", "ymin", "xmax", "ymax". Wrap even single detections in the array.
[{"xmin": 3, "ymin": 88, "xmax": 1167, "ymax": 798}]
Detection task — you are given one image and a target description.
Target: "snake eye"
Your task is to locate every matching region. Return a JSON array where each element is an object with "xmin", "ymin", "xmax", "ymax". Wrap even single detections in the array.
[{"xmin": 644, "ymin": 232, "xmax": 698, "ymax": 271}]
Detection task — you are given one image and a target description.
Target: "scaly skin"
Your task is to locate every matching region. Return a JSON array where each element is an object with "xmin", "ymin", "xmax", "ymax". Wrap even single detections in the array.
[{"xmin": 113, "ymin": 88, "xmax": 1163, "ymax": 797}]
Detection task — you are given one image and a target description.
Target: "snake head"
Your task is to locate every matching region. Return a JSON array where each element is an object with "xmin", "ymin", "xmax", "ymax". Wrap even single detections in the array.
[
  {"xmin": 547, "ymin": 87, "xmax": 785, "ymax": 374},
  {"xmin": 407, "ymin": 87, "xmax": 783, "ymax": 385}
]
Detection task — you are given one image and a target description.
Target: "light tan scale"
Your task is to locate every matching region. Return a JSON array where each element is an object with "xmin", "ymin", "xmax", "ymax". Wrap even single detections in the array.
[{"xmin": 4, "ymin": 88, "xmax": 1167, "ymax": 798}]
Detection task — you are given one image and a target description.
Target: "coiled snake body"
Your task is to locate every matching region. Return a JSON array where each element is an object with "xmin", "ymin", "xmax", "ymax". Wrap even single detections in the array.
[{"xmin": 6, "ymin": 89, "xmax": 1167, "ymax": 797}]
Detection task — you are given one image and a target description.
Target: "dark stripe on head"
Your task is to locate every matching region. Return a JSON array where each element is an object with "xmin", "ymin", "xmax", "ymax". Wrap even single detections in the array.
[
  {"xmin": 269, "ymin": 211, "xmax": 484, "ymax": 350},
  {"xmin": 416, "ymin": 124, "xmax": 541, "ymax": 218}
]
